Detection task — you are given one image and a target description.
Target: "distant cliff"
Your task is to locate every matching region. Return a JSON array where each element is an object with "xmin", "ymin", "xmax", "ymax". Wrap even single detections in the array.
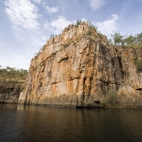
[
  {"xmin": 19, "ymin": 22, "xmax": 142, "ymax": 108},
  {"xmin": 0, "ymin": 67, "xmax": 27, "ymax": 103},
  {"xmin": 0, "ymin": 81, "xmax": 25, "ymax": 103}
]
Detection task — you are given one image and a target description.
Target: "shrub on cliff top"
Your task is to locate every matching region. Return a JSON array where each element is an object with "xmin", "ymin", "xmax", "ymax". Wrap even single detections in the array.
[
  {"xmin": 75, "ymin": 20, "xmax": 98, "ymax": 31},
  {"xmin": 50, "ymin": 34, "xmax": 56, "ymax": 39},
  {"xmin": 87, "ymin": 20, "xmax": 98, "ymax": 31},
  {"xmin": 76, "ymin": 20, "xmax": 82, "ymax": 26}
]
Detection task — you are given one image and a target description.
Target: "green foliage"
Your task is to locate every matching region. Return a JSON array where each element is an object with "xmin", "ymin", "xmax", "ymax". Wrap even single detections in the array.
[
  {"xmin": 136, "ymin": 33, "xmax": 142, "ymax": 44},
  {"xmin": 75, "ymin": 20, "xmax": 82, "ymax": 26},
  {"xmin": 0, "ymin": 88, "xmax": 13, "ymax": 94},
  {"xmin": 111, "ymin": 32, "xmax": 142, "ymax": 46},
  {"xmin": 35, "ymin": 52, "xmax": 38, "ymax": 56},
  {"xmin": 0, "ymin": 66, "xmax": 28, "ymax": 82},
  {"xmin": 86, "ymin": 20, "xmax": 98, "ymax": 30},
  {"xmin": 108, "ymin": 89, "xmax": 116, "ymax": 98},
  {"xmin": 81, "ymin": 21, "xmax": 97, "ymax": 36},
  {"xmin": 100, "ymin": 101, "xmax": 106, "ymax": 108},
  {"xmin": 83, "ymin": 83, "xmax": 87, "ymax": 89},
  {"xmin": 97, "ymin": 31, "xmax": 101, "ymax": 34},
  {"xmin": 124, "ymin": 35, "xmax": 136, "ymax": 44},
  {"xmin": 111, "ymin": 33, "xmax": 124, "ymax": 45},
  {"xmin": 75, "ymin": 20, "xmax": 98, "ymax": 34},
  {"xmin": 108, "ymin": 89, "xmax": 117, "ymax": 104},
  {"xmin": 109, "ymin": 39, "xmax": 113, "ymax": 45},
  {"xmin": 135, "ymin": 59, "xmax": 142, "ymax": 72},
  {"xmin": 61, "ymin": 43, "xmax": 70, "ymax": 48},
  {"xmin": 50, "ymin": 34, "xmax": 56, "ymax": 39},
  {"xmin": 87, "ymin": 30, "xmax": 92, "ymax": 36}
]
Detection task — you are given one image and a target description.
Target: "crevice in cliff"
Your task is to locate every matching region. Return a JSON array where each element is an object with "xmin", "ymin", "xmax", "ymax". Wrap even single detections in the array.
[
  {"xmin": 68, "ymin": 77, "xmax": 80, "ymax": 81},
  {"xmin": 51, "ymin": 77, "xmax": 80, "ymax": 85},
  {"xmin": 51, "ymin": 81, "xmax": 61, "ymax": 84},
  {"xmin": 118, "ymin": 56, "xmax": 125, "ymax": 79},
  {"xmin": 135, "ymin": 88, "xmax": 142, "ymax": 91},
  {"xmin": 99, "ymin": 79, "xmax": 120, "ymax": 85},
  {"xmin": 80, "ymin": 77, "xmax": 86, "ymax": 106}
]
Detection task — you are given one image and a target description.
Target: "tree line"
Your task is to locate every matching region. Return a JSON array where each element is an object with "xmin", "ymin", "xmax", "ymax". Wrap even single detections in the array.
[
  {"xmin": 0, "ymin": 66, "xmax": 28, "ymax": 81},
  {"xmin": 74, "ymin": 21, "xmax": 142, "ymax": 46},
  {"xmin": 110, "ymin": 33, "xmax": 142, "ymax": 46}
]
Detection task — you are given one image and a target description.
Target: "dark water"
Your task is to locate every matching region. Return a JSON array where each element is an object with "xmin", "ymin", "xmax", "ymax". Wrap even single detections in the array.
[{"xmin": 0, "ymin": 104, "xmax": 142, "ymax": 142}]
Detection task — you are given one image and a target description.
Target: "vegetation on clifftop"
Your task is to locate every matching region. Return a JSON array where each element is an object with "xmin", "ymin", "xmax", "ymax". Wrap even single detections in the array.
[
  {"xmin": 74, "ymin": 20, "xmax": 142, "ymax": 47},
  {"xmin": 110, "ymin": 32, "xmax": 142, "ymax": 46},
  {"xmin": 0, "ymin": 66, "xmax": 28, "ymax": 82}
]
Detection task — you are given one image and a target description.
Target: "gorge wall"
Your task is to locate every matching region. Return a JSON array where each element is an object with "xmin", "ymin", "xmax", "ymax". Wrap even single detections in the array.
[
  {"xmin": 0, "ymin": 81, "xmax": 25, "ymax": 103},
  {"xmin": 18, "ymin": 22, "xmax": 142, "ymax": 108}
]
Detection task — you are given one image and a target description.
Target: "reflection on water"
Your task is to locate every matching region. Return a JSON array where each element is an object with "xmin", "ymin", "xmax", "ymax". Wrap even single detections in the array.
[{"xmin": 0, "ymin": 104, "xmax": 142, "ymax": 142}]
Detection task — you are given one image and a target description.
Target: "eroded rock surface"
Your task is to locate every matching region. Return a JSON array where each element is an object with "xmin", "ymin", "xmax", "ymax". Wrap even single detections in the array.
[
  {"xmin": 0, "ymin": 81, "xmax": 25, "ymax": 103},
  {"xmin": 19, "ymin": 23, "xmax": 142, "ymax": 108}
]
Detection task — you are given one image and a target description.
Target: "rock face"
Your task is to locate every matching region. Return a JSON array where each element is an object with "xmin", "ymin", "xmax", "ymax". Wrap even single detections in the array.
[
  {"xmin": 0, "ymin": 81, "xmax": 25, "ymax": 103},
  {"xmin": 19, "ymin": 23, "xmax": 142, "ymax": 108}
]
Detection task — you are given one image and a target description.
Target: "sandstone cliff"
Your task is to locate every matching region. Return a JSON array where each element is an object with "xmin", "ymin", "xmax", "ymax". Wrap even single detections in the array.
[
  {"xmin": 0, "ymin": 81, "xmax": 25, "ymax": 103},
  {"xmin": 19, "ymin": 22, "xmax": 142, "ymax": 108}
]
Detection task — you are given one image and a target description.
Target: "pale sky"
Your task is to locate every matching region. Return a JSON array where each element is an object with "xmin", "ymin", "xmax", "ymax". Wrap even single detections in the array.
[{"xmin": 0, "ymin": 0, "xmax": 142, "ymax": 69}]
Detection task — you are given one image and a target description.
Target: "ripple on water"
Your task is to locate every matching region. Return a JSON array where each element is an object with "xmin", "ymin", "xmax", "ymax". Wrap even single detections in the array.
[{"xmin": 0, "ymin": 104, "xmax": 142, "ymax": 142}]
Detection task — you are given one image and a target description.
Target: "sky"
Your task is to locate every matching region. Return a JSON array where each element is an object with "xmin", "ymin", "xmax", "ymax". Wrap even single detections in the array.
[{"xmin": 0, "ymin": 0, "xmax": 142, "ymax": 69}]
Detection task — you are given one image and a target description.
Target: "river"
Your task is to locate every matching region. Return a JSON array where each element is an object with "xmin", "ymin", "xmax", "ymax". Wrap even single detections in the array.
[{"xmin": 0, "ymin": 104, "xmax": 142, "ymax": 142}]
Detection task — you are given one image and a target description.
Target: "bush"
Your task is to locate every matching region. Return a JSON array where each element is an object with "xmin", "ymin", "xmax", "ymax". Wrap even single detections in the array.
[
  {"xmin": 50, "ymin": 34, "xmax": 55, "ymax": 39},
  {"xmin": 86, "ymin": 21, "xmax": 97, "ymax": 30},
  {"xmin": 75, "ymin": 20, "xmax": 82, "ymax": 26},
  {"xmin": 108, "ymin": 89, "xmax": 117, "ymax": 104},
  {"xmin": 87, "ymin": 30, "xmax": 92, "ymax": 36},
  {"xmin": 135, "ymin": 59, "xmax": 142, "ymax": 72},
  {"xmin": 61, "ymin": 43, "xmax": 70, "ymax": 48}
]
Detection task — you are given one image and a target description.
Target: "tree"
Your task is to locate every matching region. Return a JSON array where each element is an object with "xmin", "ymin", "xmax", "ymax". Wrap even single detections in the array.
[
  {"xmin": 0, "ymin": 66, "xmax": 28, "ymax": 81},
  {"xmin": 108, "ymin": 39, "xmax": 113, "ymax": 45},
  {"xmin": 86, "ymin": 20, "xmax": 98, "ymax": 30},
  {"xmin": 111, "ymin": 33, "xmax": 124, "ymax": 45},
  {"xmin": 76, "ymin": 20, "xmax": 82, "ymax": 26},
  {"xmin": 50, "ymin": 34, "xmax": 56, "ymax": 39},
  {"xmin": 124, "ymin": 35, "xmax": 135, "ymax": 44},
  {"xmin": 136, "ymin": 33, "xmax": 142, "ymax": 44}
]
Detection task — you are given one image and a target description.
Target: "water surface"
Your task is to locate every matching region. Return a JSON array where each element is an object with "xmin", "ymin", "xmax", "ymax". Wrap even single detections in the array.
[{"xmin": 0, "ymin": 104, "xmax": 142, "ymax": 142}]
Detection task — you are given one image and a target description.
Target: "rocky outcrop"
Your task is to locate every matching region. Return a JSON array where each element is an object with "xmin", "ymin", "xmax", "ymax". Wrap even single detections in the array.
[
  {"xmin": 0, "ymin": 81, "xmax": 25, "ymax": 103},
  {"xmin": 19, "ymin": 22, "xmax": 142, "ymax": 108},
  {"xmin": 115, "ymin": 47, "xmax": 142, "ymax": 108}
]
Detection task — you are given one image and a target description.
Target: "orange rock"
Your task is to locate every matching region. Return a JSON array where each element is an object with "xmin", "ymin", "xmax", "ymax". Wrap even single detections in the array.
[{"xmin": 19, "ymin": 22, "xmax": 142, "ymax": 108}]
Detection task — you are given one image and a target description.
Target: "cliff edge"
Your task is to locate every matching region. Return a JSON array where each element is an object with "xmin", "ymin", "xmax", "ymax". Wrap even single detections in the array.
[{"xmin": 19, "ymin": 22, "xmax": 142, "ymax": 108}]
